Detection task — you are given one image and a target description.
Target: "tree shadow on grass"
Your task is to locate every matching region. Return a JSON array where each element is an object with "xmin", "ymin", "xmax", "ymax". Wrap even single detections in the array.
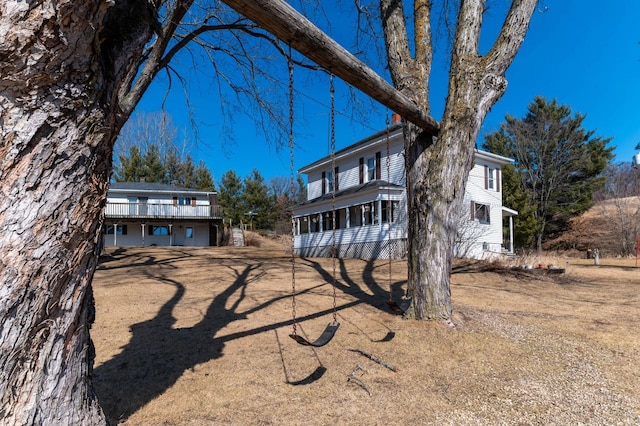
[
  {"xmin": 93, "ymin": 260, "xmax": 263, "ymax": 424},
  {"xmin": 93, "ymin": 253, "xmax": 400, "ymax": 424},
  {"xmin": 300, "ymin": 257, "xmax": 407, "ymax": 314}
]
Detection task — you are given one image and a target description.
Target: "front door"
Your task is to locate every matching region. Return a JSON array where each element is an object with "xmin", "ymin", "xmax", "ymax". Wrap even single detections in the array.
[{"xmin": 184, "ymin": 226, "xmax": 194, "ymax": 246}]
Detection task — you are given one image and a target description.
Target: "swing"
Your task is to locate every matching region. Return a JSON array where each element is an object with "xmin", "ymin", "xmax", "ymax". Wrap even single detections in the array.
[
  {"xmin": 383, "ymin": 112, "xmax": 411, "ymax": 315},
  {"xmin": 287, "ymin": 54, "xmax": 339, "ymax": 347}
]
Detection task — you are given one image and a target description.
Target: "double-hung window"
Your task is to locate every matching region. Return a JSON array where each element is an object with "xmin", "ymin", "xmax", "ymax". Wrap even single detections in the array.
[
  {"xmin": 471, "ymin": 202, "xmax": 491, "ymax": 224},
  {"xmin": 366, "ymin": 157, "xmax": 376, "ymax": 182}
]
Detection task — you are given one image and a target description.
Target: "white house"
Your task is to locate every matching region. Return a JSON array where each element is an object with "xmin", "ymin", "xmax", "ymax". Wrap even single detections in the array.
[
  {"xmin": 103, "ymin": 182, "xmax": 223, "ymax": 247},
  {"xmin": 292, "ymin": 121, "xmax": 517, "ymax": 260}
]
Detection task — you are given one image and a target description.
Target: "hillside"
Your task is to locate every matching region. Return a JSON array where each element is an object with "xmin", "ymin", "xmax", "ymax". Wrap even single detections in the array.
[{"xmin": 545, "ymin": 196, "xmax": 640, "ymax": 256}]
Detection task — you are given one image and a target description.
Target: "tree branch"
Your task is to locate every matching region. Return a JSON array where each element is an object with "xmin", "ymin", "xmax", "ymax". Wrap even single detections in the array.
[
  {"xmin": 482, "ymin": 0, "xmax": 538, "ymax": 76},
  {"xmin": 453, "ymin": 0, "xmax": 485, "ymax": 58},
  {"xmin": 220, "ymin": 0, "xmax": 439, "ymax": 132}
]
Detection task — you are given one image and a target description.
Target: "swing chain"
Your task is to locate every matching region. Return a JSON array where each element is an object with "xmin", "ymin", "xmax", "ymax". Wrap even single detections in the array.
[
  {"xmin": 385, "ymin": 111, "xmax": 393, "ymax": 302},
  {"xmin": 330, "ymin": 73, "xmax": 338, "ymax": 323},
  {"xmin": 288, "ymin": 47, "xmax": 298, "ymax": 336}
]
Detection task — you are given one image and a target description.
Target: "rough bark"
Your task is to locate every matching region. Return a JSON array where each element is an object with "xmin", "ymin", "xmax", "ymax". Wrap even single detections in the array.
[
  {"xmin": 0, "ymin": 1, "xmax": 155, "ymax": 423},
  {"xmin": 381, "ymin": 0, "xmax": 537, "ymax": 321}
]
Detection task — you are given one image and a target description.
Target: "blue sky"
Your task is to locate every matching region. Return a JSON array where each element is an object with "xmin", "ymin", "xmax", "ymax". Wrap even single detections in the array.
[{"xmin": 134, "ymin": 1, "xmax": 640, "ymax": 185}]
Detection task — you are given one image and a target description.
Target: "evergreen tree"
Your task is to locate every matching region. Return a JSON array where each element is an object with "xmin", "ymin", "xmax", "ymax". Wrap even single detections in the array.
[
  {"xmin": 142, "ymin": 143, "xmax": 165, "ymax": 182},
  {"xmin": 194, "ymin": 161, "xmax": 215, "ymax": 191},
  {"xmin": 218, "ymin": 170, "xmax": 244, "ymax": 226},
  {"xmin": 243, "ymin": 169, "xmax": 277, "ymax": 230},
  {"xmin": 483, "ymin": 96, "xmax": 614, "ymax": 252},
  {"xmin": 296, "ymin": 174, "xmax": 307, "ymax": 204},
  {"xmin": 114, "ymin": 145, "xmax": 144, "ymax": 182}
]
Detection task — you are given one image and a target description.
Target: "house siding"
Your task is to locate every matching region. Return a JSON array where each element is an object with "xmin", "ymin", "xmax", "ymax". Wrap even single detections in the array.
[
  {"xmin": 294, "ymin": 124, "xmax": 515, "ymax": 260},
  {"xmin": 103, "ymin": 183, "xmax": 222, "ymax": 248}
]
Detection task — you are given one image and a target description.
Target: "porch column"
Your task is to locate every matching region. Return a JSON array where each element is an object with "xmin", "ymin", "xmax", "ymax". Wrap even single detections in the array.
[
  {"xmin": 168, "ymin": 223, "xmax": 173, "ymax": 246},
  {"xmin": 141, "ymin": 223, "xmax": 146, "ymax": 247},
  {"xmin": 377, "ymin": 199, "xmax": 382, "ymax": 225},
  {"xmin": 319, "ymin": 213, "xmax": 323, "ymax": 232},
  {"xmin": 345, "ymin": 208, "xmax": 350, "ymax": 228},
  {"xmin": 113, "ymin": 222, "xmax": 118, "ymax": 246},
  {"xmin": 509, "ymin": 216, "xmax": 514, "ymax": 253}
]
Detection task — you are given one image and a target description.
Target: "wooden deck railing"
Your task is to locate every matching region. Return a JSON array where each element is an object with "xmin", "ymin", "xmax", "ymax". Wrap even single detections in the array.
[{"xmin": 105, "ymin": 202, "xmax": 223, "ymax": 220}]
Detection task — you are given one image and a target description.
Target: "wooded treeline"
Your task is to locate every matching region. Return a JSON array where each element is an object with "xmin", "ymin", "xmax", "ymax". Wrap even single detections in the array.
[{"xmin": 113, "ymin": 111, "xmax": 306, "ymax": 232}]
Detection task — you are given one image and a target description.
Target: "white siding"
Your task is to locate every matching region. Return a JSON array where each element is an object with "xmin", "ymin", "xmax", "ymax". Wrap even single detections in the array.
[{"xmin": 295, "ymin": 126, "xmax": 514, "ymax": 260}]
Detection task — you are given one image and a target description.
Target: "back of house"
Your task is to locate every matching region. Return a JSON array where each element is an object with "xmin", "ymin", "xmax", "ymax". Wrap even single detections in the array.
[{"xmin": 103, "ymin": 182, "xmax": 222, "ymax": 247}]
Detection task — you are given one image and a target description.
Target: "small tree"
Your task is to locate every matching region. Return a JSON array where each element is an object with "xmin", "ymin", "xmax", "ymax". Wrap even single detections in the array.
[
  {"xmin": 453, "ymin": 201, "xmax": 493, "ymax": 258},
  {"xmin": 218, "ymin": 170, "xmax": 245, "ymax": 225},
  {"xmin": 193, "ymin": 160, "xmax": 216, "ymax": 192},
  {"xmin": 243, "ymin": 169, "xmax": 277, "ymax": 230},
  {"xmin": 483, "ymin": 96, "xmax": 614, "ymax": 252},
  {"xmin": 593, "ymin": 162, "xmax": 640, "ymax": 256}
]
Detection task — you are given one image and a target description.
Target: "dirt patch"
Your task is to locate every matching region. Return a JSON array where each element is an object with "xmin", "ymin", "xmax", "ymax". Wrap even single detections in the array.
[{"xmin": 92, "ymin": 247, "xmax": 640, "ymax": 425}]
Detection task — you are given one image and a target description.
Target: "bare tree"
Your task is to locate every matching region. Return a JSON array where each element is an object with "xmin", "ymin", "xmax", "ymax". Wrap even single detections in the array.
[
  {"xmin": 1, "ymin": 0, "xmax": 538, "ymax": 422},
  {"xmin": 594, "ymin": 162, "xmax": 640, "ymax": 256},
  {"xmin": 380, "ymin": 0, "xmax": 537, "ymax": 320},
  {"xmin": 0, "ymin": 1, "xmax": 300, "ymax": 423},
  {"xmin": 453, "ymin": 202, "xmax": 494, "ymax": 259}
]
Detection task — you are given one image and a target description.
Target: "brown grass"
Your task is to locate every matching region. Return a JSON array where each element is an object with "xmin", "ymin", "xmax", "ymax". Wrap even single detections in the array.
[{"xmin": 92, "ymin": 246, "xmax": 640, "ymax": 425}]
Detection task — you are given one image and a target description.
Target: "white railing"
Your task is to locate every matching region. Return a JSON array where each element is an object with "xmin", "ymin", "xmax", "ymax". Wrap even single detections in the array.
[{"xmin": 105, "ymin": 202, "xmax": 222, "ymax": 219}]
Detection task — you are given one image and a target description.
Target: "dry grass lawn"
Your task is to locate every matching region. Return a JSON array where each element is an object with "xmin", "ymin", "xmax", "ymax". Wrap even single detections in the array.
[{"xmin": 92, "ymin": 243, "xmax": 640, "ymax": 425}]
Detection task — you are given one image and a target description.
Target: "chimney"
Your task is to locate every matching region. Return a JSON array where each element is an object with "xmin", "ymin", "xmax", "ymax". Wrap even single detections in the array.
[
  {"xmin": 392, "ymin": 113, "xmax": 401, "ymax": 124},
  {"xmin": 139, "ymin": 177, "xmax": 146, "ymax": 182}
]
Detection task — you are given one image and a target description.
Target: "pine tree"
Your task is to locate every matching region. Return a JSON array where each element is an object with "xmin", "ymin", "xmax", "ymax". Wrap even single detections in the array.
[
  {"xmin": 194, "ymin": 161, "xmax": 215, "ymax": 192},
  {"xmin": 243, "ymin": 169, "xmax": 277, "ymax": 230},
  {"xmin": 483, "ymin": 96, "xmax": 614, "ymax": 252},
  {"xmin": 218, "ymin": 170, "xmax": 244, "ymax": 226}
]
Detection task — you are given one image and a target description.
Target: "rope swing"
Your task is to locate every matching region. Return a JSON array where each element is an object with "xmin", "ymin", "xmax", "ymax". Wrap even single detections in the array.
[{"xmin": 288, "ymin": 53, "xmax": 339, "ymax": 347}]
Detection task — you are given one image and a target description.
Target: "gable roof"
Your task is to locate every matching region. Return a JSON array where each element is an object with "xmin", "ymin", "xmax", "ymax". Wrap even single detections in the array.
[
  {"xmin": 299, "ymin": 123, "xmax": 405, "ymax": 173},
  {"xmin": 299, "ymin": 124, "xmax": 513, "ymax": 173}
]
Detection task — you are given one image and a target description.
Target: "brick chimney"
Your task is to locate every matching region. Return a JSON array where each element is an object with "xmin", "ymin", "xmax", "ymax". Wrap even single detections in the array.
[{"xmin": 392, "ymin": 113, "xmax": 401, "ymax": 124}]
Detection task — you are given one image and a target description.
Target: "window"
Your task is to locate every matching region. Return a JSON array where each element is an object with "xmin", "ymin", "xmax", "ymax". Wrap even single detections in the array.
[
  {"xmin": 471, "ymin": 202, "xmax": 491, "ymax": 224},
  {"xmin": 300, "ymin": 217, "xmax": 309, "ymax": 234},
  {"xmin": 150, "ymin": 226, "xmax": 170, "ymax": 235},
  {"xmin": 105, "ymin": 225, "xmax": 127, "ymax": 235},
  {"xmin": 311, "ymin": 215, "xmax": 320, "ymax": 232},
  {"xmin": 488, "ymin": 168, "xmax": 495, "ymax": 189},
  {"xmin": 363, "ymin": 202, "xmax": 375, "ymax": 225},
  {"xmin": 185, "ymin": 227, "xmax": 193, "ymax": 238},
  {"xmin": 323, "ymin": 211, "xmax": 334, "ymax": 230},
  {"xmin": 349, "ymin": 205, "xmax": 362, "ymax": 227},
  {"xmin": 382, "ymin": 201, "xmax": 398, "ymax": 223},
  {"xmin": 367, "ymin": 157, "xmax": 376, "ymax": 181},
  {"xmin": 178, "ymin": 197, "xmax": 191, "ymax": 205},
  {"xmin": 327, "ymin": 171, "xmax": 334, "ymax": 192}
]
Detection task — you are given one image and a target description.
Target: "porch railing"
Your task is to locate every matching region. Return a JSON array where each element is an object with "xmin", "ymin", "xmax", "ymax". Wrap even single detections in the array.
[{"xmin": 105, "ymin": 202, "xmax": 222, "ymax": 220}]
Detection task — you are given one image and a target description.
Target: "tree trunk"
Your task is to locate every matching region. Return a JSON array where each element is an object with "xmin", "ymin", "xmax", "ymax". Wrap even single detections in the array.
[
  {"xmin": 0, "ymin": 84, "xmax": 112, "ymax": 424},
  {"xmin": 0, "ymin": 1, "xmax": 151, "ymax": 423},
  {"xmin": 381, "ymin": 0, "xmax": 537, "ymax": 321}
]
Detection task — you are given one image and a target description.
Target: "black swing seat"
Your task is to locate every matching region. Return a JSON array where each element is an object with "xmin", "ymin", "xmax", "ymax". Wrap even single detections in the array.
[
  {"xmin": 289, "ymin": 321, "xmax": 340, "ymax": 347},
  {"xmin": 387, "ymin": 298, "xmax": 412, "ymax": 314}
]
